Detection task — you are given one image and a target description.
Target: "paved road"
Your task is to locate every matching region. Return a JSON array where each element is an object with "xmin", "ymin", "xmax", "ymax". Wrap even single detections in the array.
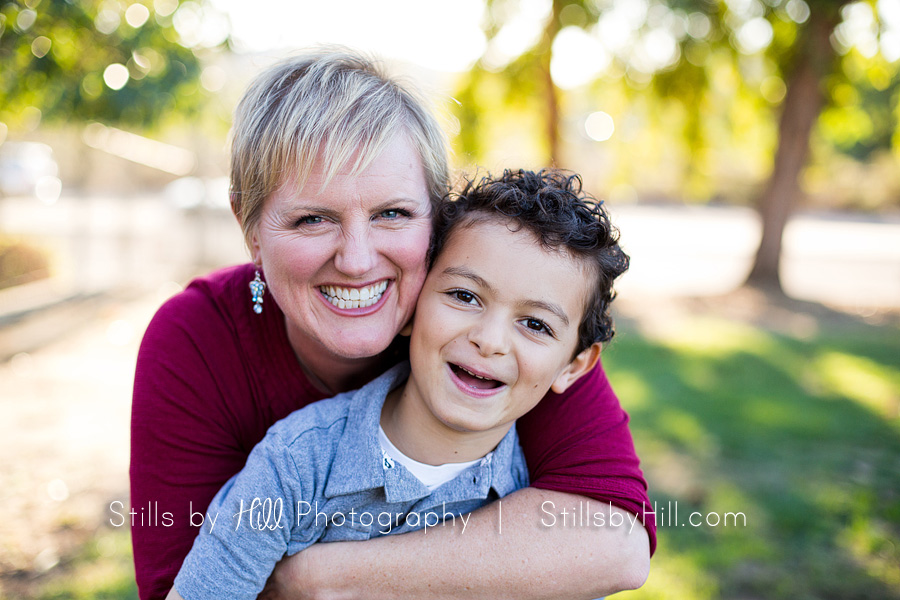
[
  {"xmin": 610, "ymin": 204, "xmax": 900, "ymax": 309},
  {"xmin": 2, "ymin": 195, "xmax": 898, "ymax": 316}
]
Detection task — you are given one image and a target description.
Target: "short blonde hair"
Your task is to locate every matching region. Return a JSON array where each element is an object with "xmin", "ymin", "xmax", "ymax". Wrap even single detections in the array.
[{"xmin": 230, "ymin": 47, "xmax": 450, "ymax": 243}]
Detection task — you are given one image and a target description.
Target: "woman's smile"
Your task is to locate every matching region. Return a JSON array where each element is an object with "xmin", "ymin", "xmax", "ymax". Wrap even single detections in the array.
[{"xmin": 319, "ymin": 280, "xmax": 390, "ymax": 311}]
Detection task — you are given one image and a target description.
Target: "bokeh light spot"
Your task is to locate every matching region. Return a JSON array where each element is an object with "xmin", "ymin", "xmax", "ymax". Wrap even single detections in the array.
[
  {"xmin": 154, "ymin": 0, "xmax": 178, "ymax": 17},
  {"xmin": 30, "ymin": 36, "xmax": 51, "ymax": 58},
  {"xmin": 200, "ymin": 65, "xmax": 226, "ymax": 91},
  {"xmin": 687, "ymin": 12, "xmax": 711, "ymax": 39},
  {"xmin": 16, "ymin": 9, "xmax": 37, "ymax": 31},
  {"xmin": 585, "ymin": 111, "xmax": 616, "ymax": 142},
  {"xmin": 103, "ymin": 63, "xmax": 130, "ymax": 90},
  {"xmin": 735, "ymin": 17, "xmax": 773, "ymax": 54},
  {"xmin": 126, "ymin": 3, "xmax": 151, "ymax": 27},
  {"xmin": 551, "ymin": 26, "xmax": 610, "ymax": 89},
  {"xmin": 47, "ymin": 479, "xmax": 69, "ymax": 501},
  {"xmin": 95, "ymin": 9, "xmax": 121, "ymax": 35},
  {"xmin": 785, "ymin": 0, "xmax": 810, "ymax": 24},
  {"xmin": 35, "ymin": 176, "xmax": 62, "ymax": 204},
  {"xmin": 760, "ymin": 75, "xmax": 787, "ymax": 103}
]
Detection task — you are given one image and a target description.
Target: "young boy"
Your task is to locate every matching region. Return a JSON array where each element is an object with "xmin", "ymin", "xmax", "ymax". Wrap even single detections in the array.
[{"xmin": 168, "ymin": 168, "xmax": 629, "ymax": 600}]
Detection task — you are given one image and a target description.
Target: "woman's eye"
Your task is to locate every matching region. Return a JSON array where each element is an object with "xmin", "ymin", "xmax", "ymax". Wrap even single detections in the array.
[
  {"xmin": 296, "ymin": 215, "xmax": 323, "ymax": 226},
  {"xmin": 378, "ymin": 208, "xmax": 409, "ymax": 220}
]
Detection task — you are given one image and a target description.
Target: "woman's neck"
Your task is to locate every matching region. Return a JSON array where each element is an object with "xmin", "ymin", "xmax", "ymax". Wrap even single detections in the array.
[{"xmin": 286, "ymin": 322, "xmax": 400, "ymax": 396}]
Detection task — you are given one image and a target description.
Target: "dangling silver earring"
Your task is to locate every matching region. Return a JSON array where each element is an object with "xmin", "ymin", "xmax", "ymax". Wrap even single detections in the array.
[{"xmin": 250, "ymin": 269, "xmax": 266, "ymax": 314}]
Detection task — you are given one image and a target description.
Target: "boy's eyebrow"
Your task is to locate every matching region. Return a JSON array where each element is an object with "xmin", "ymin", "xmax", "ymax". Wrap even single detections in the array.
[
  {"xmin": 441, "ymin": 266, "xmax": 570, "ymax": 326},
  {"xmin": 522, "ymin": 299, "xmax": 570, "ymax": 327},
  {"xmin": 442, "ymin": 266, "xmax": 492, "ymax": 291}
]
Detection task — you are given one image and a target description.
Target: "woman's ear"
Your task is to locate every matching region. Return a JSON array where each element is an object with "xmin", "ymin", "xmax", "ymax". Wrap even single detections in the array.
[
  {"xmin": 249, "ymin": 230, "xmax": 262, "ymax": 268},
  {"xmin": 550, "ymin": 343, "xmax": 601, "ymax": 394}
]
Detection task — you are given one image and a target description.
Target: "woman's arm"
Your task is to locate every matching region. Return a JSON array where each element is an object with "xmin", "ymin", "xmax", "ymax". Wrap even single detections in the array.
[
  {"xmin": 264, "ymin": 360, "xmax": 653, "ymax": 599},
  {"xmin": 265, "ymin": 488, "xmax": 649, "ymax": 600},
  {"xmin": 131, "ymin": 281, "xmax": 261, "ymax": 600}
]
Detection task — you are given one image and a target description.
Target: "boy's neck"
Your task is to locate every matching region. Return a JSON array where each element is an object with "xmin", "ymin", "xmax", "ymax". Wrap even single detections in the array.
[{"xmin": 379, "ymin": 383, "xmax": 512, "ymax": 466}]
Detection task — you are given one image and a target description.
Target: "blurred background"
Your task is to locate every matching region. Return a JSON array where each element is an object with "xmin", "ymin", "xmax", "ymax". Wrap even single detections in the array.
[{"xmin": 1, "ymin": 0, "xmax": 898, "ymax": 598}]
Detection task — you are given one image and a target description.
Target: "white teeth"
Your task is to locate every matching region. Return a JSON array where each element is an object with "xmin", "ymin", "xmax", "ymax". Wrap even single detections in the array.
[
  {"xmin": 461, "ymin": 366, "xmax": 490, "ymax": 381},
  {"xmin": 320, "ymin": 281, "xmax": 388, "ymax": 309}
]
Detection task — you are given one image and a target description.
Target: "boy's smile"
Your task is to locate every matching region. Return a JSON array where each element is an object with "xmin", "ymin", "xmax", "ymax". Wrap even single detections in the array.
[{"xmin": 384, "ymin": 217, "xmax": 600, "ymax": 464}]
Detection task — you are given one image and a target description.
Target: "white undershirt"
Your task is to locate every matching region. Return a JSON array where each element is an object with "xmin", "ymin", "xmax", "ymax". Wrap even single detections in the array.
[{"xmin": 378, "ymin": 425, "xmax": 484, "ymax": 491}]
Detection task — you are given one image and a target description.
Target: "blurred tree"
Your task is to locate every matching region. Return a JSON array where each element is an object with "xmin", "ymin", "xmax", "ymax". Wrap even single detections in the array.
[
  {"xmin": 0, "ymin": 0, "xmax": 229, "ymax": 132},
  {"xmin": 457, "ymin": 0, "xmax": 598, "ymax": 164},
  {"xmin": 458, "ymin": 0, "xmax": 898, "ymax": 293},
  {"xmin": 742, "ymin": 1, "xmax": 850, "ymax": 289}
]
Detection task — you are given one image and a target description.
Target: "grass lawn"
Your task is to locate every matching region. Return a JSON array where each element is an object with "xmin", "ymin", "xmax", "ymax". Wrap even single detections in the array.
[
  {"xmin": 605, "ymin": 309, "xmax": 900, "ymax": 599},
  {"xmin": 5, "ymin": 303, "xmax": 898, "ymax": 599}
]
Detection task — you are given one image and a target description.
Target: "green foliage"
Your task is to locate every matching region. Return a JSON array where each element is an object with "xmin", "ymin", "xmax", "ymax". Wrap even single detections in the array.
[
  {"xmin": 453, "ymin": 0, "xmax": 899, "ymax": 207},
  {"xmin": 0, "ymin": 0, "xmax": 226, "ymax": 131}
]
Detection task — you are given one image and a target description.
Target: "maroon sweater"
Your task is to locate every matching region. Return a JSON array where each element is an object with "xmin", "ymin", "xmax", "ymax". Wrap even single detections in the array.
[{"xmin": 130, "ymin": 263, "xmax": 655, "ymax": 600}]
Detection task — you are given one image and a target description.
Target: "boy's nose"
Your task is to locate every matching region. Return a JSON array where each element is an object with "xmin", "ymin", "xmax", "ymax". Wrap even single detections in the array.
[{"xmin": 467, "ymin": 316, "xmax": 511, "ymax": 357}]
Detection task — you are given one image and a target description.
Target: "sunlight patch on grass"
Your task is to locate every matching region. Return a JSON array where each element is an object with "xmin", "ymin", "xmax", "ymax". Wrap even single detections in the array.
[
  {"xmin": 837, "ymin": 513, "xmax": 900, "ymax": 590},
  {"xmin": 741, "ymin": 396, "xmax": 799, "ymax": 427},
  {"xmin": 815, "ymin": 351, "xmax": 900, "ymax": 421},
  {"xmin": 658, "ymin": 317, "xmax": 773, "ymax": 357},
  {"xmin": 605, "ymin": 369, "xmax": 651, "ymax": 410},
  {"xmin": 626, "ymin": 553, "xmax": 719, "ymax": 600},
  {"xmin": 655, "ymin": 408, "xmax": 719, "ymax": 457}
]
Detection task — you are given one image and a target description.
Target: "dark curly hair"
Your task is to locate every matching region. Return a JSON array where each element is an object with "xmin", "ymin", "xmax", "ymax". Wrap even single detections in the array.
[{"xmin": 431, "ymin": 169, "xmax": 629, "ymax": 354}]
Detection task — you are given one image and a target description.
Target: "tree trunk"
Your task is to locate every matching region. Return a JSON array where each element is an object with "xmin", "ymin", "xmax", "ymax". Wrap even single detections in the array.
[
  {"xmin": 745, "ymin": 9, "xmax": 841, "ymax": 291},
  {"xmin": 541, "ymin": 0, "xmax": 564, "ymax": 165}
]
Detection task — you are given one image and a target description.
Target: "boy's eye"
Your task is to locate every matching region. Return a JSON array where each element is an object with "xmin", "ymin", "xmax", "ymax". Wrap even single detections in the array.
[
  {"xmin": 451, "ymin": 290, "xmax": 477, "ymax": 304},
  {"xmin": 523, "ymin": 318, "xmax": 551, "ymax": 335}
]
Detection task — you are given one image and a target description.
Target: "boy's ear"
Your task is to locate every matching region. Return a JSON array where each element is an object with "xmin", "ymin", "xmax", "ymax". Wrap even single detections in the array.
[{"xmin": 550, "ymin": 343, "xmax": 601, "ymax": 394}]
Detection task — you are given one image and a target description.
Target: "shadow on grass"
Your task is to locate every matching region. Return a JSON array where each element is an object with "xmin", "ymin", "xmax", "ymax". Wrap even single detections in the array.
[{"xmin": 605, "ymin": 315, "xmax": 900, "ymax": 599}]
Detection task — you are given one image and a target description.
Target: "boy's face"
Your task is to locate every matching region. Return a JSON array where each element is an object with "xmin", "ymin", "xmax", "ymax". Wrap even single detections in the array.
[{"xmin": 405, "ymin": 217, "xmax": 598, "ymax": 438}]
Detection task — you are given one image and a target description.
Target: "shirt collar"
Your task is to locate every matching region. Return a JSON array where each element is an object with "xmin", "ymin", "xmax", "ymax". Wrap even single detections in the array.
[
  {"xmin": 324, "ymin": 362, "xmax": 410, "ymax": 498},
  {"xmin": 323, "ymin": 361, "xmax": 522, "ymax": 501}
]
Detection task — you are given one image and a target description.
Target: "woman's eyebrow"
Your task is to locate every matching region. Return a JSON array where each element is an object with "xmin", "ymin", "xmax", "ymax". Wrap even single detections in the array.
[
  {"xmin": 441, "ymin": 266, "xmax": 570, "ymax": 326},
  {"xmin": 277, "ymin": 205, "xmax": 340, "ymax": 219}
]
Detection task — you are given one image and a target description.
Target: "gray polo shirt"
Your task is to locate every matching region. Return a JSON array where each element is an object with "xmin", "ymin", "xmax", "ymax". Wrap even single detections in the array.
[{"xmin": 174, "ymin": 362, "xmax": 529, "ymax": 600}]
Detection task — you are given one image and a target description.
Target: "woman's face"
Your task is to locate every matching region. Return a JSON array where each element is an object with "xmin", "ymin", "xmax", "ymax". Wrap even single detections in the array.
[{"xmin": 252, "ymin": 134, "xmax": 433, "ymax": 366}]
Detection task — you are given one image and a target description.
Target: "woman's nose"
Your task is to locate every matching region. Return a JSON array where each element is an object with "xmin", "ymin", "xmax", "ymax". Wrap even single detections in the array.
[
  {"xmin": 467, "ymin": 316, "xmax": 511, "ymax": 357},
  {"xmin": 334, "ymin": 228, "xmax": 377, "ymax": 276}
]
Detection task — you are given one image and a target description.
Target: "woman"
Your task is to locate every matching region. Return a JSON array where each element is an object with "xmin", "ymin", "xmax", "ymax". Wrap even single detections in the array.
[{"xmin": 131, "ymin": 48, "xmax": 653, "ymax": 600}]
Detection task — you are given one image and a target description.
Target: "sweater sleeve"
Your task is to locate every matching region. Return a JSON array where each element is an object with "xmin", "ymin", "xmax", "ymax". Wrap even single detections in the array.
[
  {"xmin": 515, "ymin": 359, "xmax": 657, "ymax": 554},
  {"xmin": 130, "ymin": 285, "xmax": 259, "ymax": 600},
  {"xmin": 173, "ymin": 433, "xmax": 301, "ymax": 600}
]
